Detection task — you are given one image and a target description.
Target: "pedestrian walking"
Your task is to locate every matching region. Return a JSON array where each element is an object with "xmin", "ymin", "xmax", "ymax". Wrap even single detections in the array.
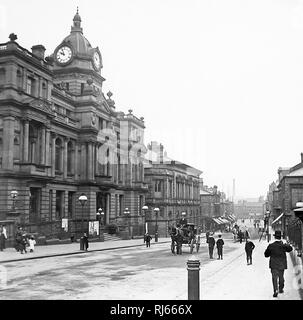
[
  {"xmin": 144, "ymin": 233, "xmax": 152, "ymax": 248},
  {"xmin": 264, "ymin": 230, "xmax": 293, "ymax": 298},
  {"xmin": 216, "ymin": 234, "xmax": 224, "ymax": 260},
  {"xmin": 245, "ymin": 238, "xmax": 255, "ymax": 265},
  {"xmin": 15, "ymin": 227, "xmax": 23, "ymax": 252},
  {"xmin": 28, "ymin": 235, "xmax": 36, "ymax": 253},
  {"xmin": 20, "ymin": 231, "xmax": 28, "ymax": 254},
  {"xmin": 206, "ymin": 230, "xmax": 210, "ymax": 243},
  {"xmin": 83, "ymin": 233, "xmax": 89, "ymax": 251},
  {"xmin": 238, "ymin": 230, "xmax": 243, "ymax": 243},
  {"xmin": 0, "ymin": 225, "xmax": 7, "ymax": 251},
  {"xmin": 208, "ymin": 233, "xmax": 215, "ymax": 259}
]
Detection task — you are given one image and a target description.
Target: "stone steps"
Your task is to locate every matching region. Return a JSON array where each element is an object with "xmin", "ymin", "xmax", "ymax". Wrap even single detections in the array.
[{"xmin": 103, "ymin": 232, "xmax": 123, "ymax": 241}]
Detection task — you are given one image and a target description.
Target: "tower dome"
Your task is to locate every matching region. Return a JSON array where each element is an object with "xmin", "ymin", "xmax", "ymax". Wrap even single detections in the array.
[{"xmin": 61, "ymin": 8, "xmax": 93, "ymax": 56}]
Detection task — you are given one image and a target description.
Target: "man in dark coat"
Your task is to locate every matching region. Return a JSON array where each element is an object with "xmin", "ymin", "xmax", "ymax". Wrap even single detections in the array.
[
  {"xmin": 144, "ymin": 233, "xmax": 152, "ymax": 248},
  {"xmin": 264, "ymin": 230, "xmax": 293, "ymax": 297},
  {"xmin": 82, "ymin": 233, "xmax": 89, "ymax": 251},
  {"xmin": 208, "ymin": 233, "xmax": 216, "ymax": 259},
  {"xmin": 216, "ymin": 234, "xmax": 224, "ymax": 259},
  {"xmin": 245, "ymin": 239, "xmax": 255, "ymax": 265}
]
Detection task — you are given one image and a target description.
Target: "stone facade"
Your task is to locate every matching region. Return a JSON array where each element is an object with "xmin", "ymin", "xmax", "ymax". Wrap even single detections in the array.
[
  {"xmin": 268, "ymin": 156, "xmax": 303, "ymax": 248},
  {"xmin": 144, "ymin": 142, "xmax": 202, "ymax": 237},
  {"xmin": 0, "ymin": 12, "xmax": 148, "ymax": 242},
  {"xmin": 199, "ymin": 185, "xmax": 234, "ymax": 231}
]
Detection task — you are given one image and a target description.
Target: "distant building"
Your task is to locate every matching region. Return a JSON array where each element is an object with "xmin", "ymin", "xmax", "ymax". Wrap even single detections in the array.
[
  {"xmin": 144, "ymin": 142, "xmax": 202, "ymax": 236},
  {"xmin": 200, "ymin": 185, "xmax": 235, "ymax": 231},
  {"xmin": 233, "ymin": 198, "xmax": 265, "ymax": 220},
  {"xmin": 267, "ymin": 155, "xmax": 303, "ymax": 245}
]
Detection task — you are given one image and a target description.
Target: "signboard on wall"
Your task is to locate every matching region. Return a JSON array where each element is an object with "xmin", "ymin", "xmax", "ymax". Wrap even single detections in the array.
[{"xmin": 89, "ymin": 221, "xmax": 99, "ymax": 236}]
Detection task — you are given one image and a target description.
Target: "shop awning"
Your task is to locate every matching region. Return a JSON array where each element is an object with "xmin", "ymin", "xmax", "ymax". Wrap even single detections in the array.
[
  {"xmin": 212, "ymin": 218, "xmax": 223, "ymax": 225},
  {"xmin": 271, "ymin": 213, "xmax": 284, "ymax": 225}
]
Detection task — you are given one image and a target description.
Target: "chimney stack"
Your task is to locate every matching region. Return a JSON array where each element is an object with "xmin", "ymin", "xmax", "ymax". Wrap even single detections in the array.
[
  {"xmin": 301, "ymin": 153, "xmax": 303, "ymax": 163},
  {"xmin": 31, "ymin": 45, "xmax": 46, "ymax": 60}
]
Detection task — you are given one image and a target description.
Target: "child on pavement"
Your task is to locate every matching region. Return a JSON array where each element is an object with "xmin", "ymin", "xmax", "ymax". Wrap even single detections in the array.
[{"xmin": 28, "ymin": 236, "xmax": 36, "ymax": 253}]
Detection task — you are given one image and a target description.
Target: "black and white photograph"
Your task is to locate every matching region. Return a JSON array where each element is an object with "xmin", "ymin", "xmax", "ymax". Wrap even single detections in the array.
[{"xmin": 0, "ymin": 0, "xmax": 303, "ymax": 308}]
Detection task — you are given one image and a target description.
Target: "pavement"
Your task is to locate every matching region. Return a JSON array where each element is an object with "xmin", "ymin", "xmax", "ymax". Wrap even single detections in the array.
[
  {"xmin": 0, "ymin": 236, "xmax": 175, "ymax": 263},
  {"xmin": 200, "ymin": 238, "xmax": 302, "ymax": 300},
  {"xmin": 0, "ymin": 232, "xmax": 302, "ymax": 300}
]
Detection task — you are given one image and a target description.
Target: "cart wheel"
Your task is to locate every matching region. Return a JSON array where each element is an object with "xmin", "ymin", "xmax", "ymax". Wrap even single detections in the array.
[{"xmin": 196, "ymin": 243, "xmax": 200, "ymax": 253}]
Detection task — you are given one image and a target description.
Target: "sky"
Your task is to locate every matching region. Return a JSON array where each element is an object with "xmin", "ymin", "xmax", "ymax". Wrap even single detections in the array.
[{"xmin": 1, "ymin": 0, "xmax": 303, "ymax": 200}]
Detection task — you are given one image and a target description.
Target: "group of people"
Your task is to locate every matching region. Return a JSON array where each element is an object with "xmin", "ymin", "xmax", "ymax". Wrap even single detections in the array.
[
  {"xmin": 206, "ymin": 232, "xmax": 225, "ymax": 259},
  {"xmin": 14, "ymin": 227, "xmax": 36, "ymax": 254},
  {"xmin": 207, "ymin": 227, "xmax": 293, "ymax": 298}
]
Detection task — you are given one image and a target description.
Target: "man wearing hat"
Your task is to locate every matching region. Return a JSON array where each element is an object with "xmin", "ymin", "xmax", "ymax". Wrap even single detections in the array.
[{"xmin": 264, "ymin": 230, "xmax": 293, "ymax": 297}]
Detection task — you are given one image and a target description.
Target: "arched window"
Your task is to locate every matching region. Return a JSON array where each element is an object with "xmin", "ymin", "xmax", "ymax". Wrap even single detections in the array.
[
  {"xmin": 13, "ymin": 136, "xmax": 20, "ymax": 160},
  {"xmin": 42, "ymin": 82, "xmax": 47, "ymax": 99},
  {"xmin": 67, "ymin": 140, "xmax": 73, "ymax": 173},
  {"xmin": 55, "ymin": 138, "xmax": 63, "ymax": 171},
  {"xmin": 17, "ymin": 69, "xmax": 22, "ymax": 88}
]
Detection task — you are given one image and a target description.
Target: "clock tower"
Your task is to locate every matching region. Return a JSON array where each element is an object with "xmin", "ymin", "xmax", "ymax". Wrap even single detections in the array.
[{"xmin": 52, "ymin": 8, "xmax": 104, "ymax": 96}]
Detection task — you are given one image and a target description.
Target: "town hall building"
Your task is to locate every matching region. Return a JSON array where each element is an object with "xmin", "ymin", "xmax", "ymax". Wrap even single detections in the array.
[{"xmin": 0, "ymin": 10, "xmax": 148, "ymax": 243}]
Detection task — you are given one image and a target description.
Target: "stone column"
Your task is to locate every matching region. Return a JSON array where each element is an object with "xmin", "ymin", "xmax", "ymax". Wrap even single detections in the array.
[
  {"xmin": 95, "ymin": 144, "xmax": 99, "ymax": 176},
  {"xmin": 74, "ymin": 143, "xmax": 78, "ymax": 180},
  {"xmin": 51, "ymin": 133, "xmax": 56, "ymax": 176},
  {"xmin": 23, "ymin": 119, "xmax": 29, "ymax": 162},
  {"xmin": 2, "ymin": 116, "xmax": 15, "ymax": 169},
  {"xmin": 87, "ymin": 142, "xmax": 93, "ymax": 180},
  {"xmin": 106, "ymin": 193, "xmax": 110, "ymax": 225},
  {"xmin": 45, "ymin": 128, "xmax": 50, "ymax": 166},
  {"xmin": 40, "ymin": 126, "xmax": 46, "ymax": 165},
  {"xmin": 81, "ymin": 143, "xmax": 86, "ymax": 180},
  {"xmin": 63, "ymin": 138, "xmax": 68, "ymax": 179},
  {"xmin": 64, "ymin": 190, "xmax": 69, "ymax": 218}
]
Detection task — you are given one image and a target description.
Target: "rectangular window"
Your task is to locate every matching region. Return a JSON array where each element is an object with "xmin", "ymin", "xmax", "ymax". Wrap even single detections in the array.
[
  {"xmin": 68, "ymin": 191, "xmax": 76, "ymax": 218},
  {"xmin": 26, "ymin": 78, "xmax": 32, "ymax": 95},
  {"xmin": 29, "ymin": 187, "xmax": 41, "ymax": 223},
  {"xmin": 56, "ymin": 190, "xmax": 64, "ymax": 219},
  {"xmin": 99, "ymin": 117, "xmax": 103, "ymax": 130},
  {"xmin": 155, "ymin": 180, "xmax": 162, "ymax": 192},
  {"xmin": 119, "ymin": 195, "xmax": 124, "ymax": 216},
  {"xmin": 81, "ymin": 83, "xmax": 85, "ymax": 94}
]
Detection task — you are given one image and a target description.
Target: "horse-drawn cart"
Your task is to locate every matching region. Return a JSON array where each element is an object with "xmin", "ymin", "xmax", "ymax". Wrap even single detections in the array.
[{"xmin": 170, "ymin": 223, "xmax": 200, "ymax": 254}]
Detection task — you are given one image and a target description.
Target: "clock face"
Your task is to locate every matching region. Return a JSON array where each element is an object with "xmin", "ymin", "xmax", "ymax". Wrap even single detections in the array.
[
  {"xmin": 56, "ymin": 46, "xmax": 72, "ymax": 64},
  {"xmin": 93, "ymin": 52, "xmax": 101, "ymax": 70}
]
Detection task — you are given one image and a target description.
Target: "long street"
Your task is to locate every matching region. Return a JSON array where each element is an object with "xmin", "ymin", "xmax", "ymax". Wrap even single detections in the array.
[
  {"xmin": 0, "ymin": 234, "xmax": 239, "ymax": 300},
  {"xmin": 0, "ymin": 233, "xmax": 301, "ymax": 300}
]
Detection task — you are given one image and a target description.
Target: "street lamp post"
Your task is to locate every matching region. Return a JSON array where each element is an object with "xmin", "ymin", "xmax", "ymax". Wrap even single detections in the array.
[
  {"xmin": 265, "ymin": 210, "xmax": 270, "ymax": 243},
  {"xmin": 78, "ymin": 193, "xmax": 88, "ymax": 236},
  {"xmin": 124, "ymin": 208, "xmax": 131, "ymax": 239},
  {"xmin": 10, "ymin": 189, "xmax": 19, "ymax": 228},
  {"xmin": 142, "ymin": 205, "xmax": 148, "ymax": 235},
  {"xmin": 154, "ymin": 207, "xmax": 160, "ymax": 242},
  {"xmin": 10, "ymin": 189, "xmax": 18, "ymax": 211},
  {"xmin": 96, "ymin": 208, "xmax": 104, "ymax": 239}
]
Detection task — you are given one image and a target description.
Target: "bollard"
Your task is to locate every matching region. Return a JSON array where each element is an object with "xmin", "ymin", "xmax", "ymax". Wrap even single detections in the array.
[
  {"xmin": 155, "ymin": 232, "xmax": 158, "ymax": 242},
  {"xmin": 80, "ymin": 237, "xmax": 84, "ymax": 250},
  {"xmin": 187, "ymin": 255, "xmax": 200, "ymax": 300}
]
